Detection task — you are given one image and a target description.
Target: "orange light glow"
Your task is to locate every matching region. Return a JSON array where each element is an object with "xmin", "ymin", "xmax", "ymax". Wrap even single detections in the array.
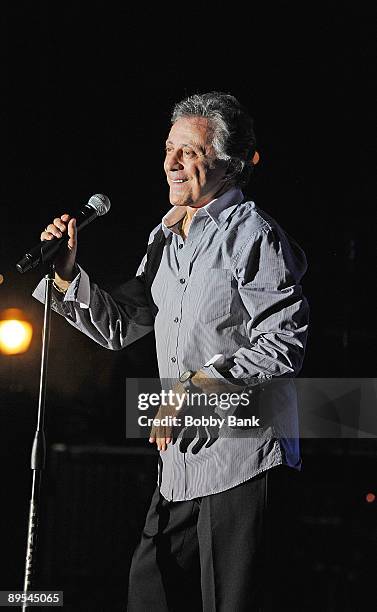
[{"xmin": 0, "ymin": 309, "xmax": 33, "ymax": 355}]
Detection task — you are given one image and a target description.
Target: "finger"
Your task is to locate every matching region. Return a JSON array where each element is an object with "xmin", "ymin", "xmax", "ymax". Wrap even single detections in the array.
[
  {"xmin": 157, "ymin": 437, "xmax": 167, "ymax": 451},
  {"xmin": 53, "ymin": 217, "xmax": 67, "ymax": 232},
  {"xmin": 45, "ymin": 223, "xmax": 63, "ymax": 239},
  {"xmin": 60, "ymin": 213, "xmax": 71, "ymax": 222},
  {"xmin": 150, "ymin": 425, "xmax": 164, "ymax": 449},
  {"xmin": 67, "ymin": 218, "xmax": 76, "ymax": 239},
  {"xmin": 40, "ymin": 230, "xmax": 55, "ymax": 241},
  {"xmin": 157, "ymin": 433, "xmax": 172, "ymax": 451},
  {"xmin": 67, "ymin": 218, "xmax": 77, "ymax": 250}
]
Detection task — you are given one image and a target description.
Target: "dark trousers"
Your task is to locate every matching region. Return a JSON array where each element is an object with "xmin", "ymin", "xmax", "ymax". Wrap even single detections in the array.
[{"xmin": 127, "ymin": 465, "xmax": 299, "ymax": 612}]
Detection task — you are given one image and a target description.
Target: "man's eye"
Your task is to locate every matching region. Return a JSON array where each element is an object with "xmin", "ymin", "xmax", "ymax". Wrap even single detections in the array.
[{"xmin": 183, "ymin": 150, "xmax": 195, "ymax": 157}]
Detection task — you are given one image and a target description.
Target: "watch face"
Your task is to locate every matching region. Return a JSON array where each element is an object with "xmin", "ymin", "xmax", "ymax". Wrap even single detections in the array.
[{"xmin": 180, "ymin": 370, "xmax": 193, "ymax": 383}]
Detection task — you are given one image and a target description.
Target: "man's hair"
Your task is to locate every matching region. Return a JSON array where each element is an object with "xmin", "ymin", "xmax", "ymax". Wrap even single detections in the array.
[{"xmin": 171, "ymin": 91, "xmax": 257, "ymax": 187}]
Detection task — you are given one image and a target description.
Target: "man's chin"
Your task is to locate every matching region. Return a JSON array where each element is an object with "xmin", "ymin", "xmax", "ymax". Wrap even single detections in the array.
[{"xmin": 169, "ymin": 193, "xmax": 191, "ymax": 207}]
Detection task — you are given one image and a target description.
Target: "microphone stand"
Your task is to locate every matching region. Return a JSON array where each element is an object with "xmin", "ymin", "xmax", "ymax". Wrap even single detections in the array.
[{"xmin": 22, "ymin": 265, "xmax": 54, "ymax": 610}]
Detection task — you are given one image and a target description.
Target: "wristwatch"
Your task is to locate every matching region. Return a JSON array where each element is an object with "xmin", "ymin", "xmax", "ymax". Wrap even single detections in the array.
[{"xmin": 179, "ymin": 370, "xmax": 196, "ymax": 392}]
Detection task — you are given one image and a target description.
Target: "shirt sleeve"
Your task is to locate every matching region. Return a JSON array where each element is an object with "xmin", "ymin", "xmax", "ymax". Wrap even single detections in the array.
[
  {"xmin": 203, "ymin": 226, "xmax": 309, "ymax": 384},
  {"xmin": 32, "ymin": 254, "xmax": 154, "ymax": 350}
]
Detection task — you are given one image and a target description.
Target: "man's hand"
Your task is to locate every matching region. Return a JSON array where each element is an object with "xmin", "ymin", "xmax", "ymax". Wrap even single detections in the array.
[
  {"xmin": 148, "ymin": 381, "xmax": 186, "ymax": 451},
  {"xmin": 190, "ymin": 369, "xmax": 241, "ymax": 394},
  {"xmin": 41, "ymin": 214, "xmax": 77, "ymax": 288},
  {"xmin": 172, "ymin": 370, "xmax": 243, "ymax": 452},
  {"xmin": 149, "ymin": 370, "xmax": 242, "ymax": 452}
]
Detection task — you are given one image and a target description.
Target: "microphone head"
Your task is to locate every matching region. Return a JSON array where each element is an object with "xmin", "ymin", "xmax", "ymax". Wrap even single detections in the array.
[{"xmin": 88, "ymin": 194, "xmax": 111, "ymax": 216}]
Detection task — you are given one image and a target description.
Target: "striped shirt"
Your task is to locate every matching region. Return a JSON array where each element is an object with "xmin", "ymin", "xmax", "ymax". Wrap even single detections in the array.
[{"xmin": 33, "ymin": 187, "xmax": 309, "ymax": 501}]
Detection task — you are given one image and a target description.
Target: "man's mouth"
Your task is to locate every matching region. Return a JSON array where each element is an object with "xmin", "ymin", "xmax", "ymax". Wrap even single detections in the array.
[{"xmin": 171, "ymin": 179, "xmax": 188, "ymax": 183}]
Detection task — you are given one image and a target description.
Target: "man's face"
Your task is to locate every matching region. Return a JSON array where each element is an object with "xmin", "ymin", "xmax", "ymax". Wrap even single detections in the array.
[{"xmin": 164, "ymin": 116, "xmax": 229, "ymax": 208}]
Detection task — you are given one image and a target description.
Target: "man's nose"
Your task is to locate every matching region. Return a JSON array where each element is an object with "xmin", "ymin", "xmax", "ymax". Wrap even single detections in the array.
[{"xmin": 166, "ymin": 151, "xmax": 184, "ymax": 171}]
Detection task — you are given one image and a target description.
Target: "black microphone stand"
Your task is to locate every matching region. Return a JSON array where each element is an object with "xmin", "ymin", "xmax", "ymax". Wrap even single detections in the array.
[{"xmin": 22, "ymin": 265, "xmax": 54, "ymax": 610}]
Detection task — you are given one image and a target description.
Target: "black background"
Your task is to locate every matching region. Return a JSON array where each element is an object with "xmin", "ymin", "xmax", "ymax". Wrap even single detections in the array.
[{"xmin": 0, "ymin": 2, "xmax": 376, "ymax": 610}]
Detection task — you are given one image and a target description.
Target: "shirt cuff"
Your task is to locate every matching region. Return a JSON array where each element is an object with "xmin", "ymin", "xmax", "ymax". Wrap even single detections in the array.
[
  {"xmin": 63, "ymin": 264, "xmax": 90, "ymax": 308},
  {"xmin": 200, "ymin": 357, "xmax": 246, "ymax": 418},
  {"xmin": 32, "ymin": 264, "xmax": 90, "ymax": 309},
  {"xmin": 202, "ymin": 354, "xmax": 243, "ymax": 385},
  {"xmin": 202, "ymin": 354, "xmax": 273, "ymax": 388}
]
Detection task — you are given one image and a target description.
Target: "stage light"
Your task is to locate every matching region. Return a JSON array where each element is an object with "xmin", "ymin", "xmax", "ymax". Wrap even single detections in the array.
[
  {"xmin": 366, "ymin": 493, "xmax": 375, "ymax": 503},
  {"xmin": 0, "ymin": 308, "xmax": 33, "ymax": 355}
]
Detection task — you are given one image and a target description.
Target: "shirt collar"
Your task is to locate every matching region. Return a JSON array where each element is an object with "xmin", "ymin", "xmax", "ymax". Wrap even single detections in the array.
[{"xmin": 162, "ymin": 187, "xmax": 244, "ymax": 237}]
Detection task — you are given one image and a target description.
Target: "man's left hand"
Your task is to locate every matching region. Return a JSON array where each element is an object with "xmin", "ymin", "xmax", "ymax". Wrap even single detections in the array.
[
  {"xmin": 148, "ymin": 380, "xmax": 186, "ymax": 451},
  {"xmin": 149, "ymin": 370, "xmax": 241, "ymax": 452}
]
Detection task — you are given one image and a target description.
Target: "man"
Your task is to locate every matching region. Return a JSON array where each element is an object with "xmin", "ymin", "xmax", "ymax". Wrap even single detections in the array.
[{"xmin": 34, "ymin": 92, "xmax": 309, "ymax": 610}]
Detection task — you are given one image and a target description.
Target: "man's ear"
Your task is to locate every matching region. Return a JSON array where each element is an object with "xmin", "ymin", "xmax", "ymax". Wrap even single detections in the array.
[
  {"xmin": 223, "ymin": 152, "xmax": 260, "ymax": 181},
  {"xmin": 252, "ymin": 151, "xmax": 260, "ymax": 165}
]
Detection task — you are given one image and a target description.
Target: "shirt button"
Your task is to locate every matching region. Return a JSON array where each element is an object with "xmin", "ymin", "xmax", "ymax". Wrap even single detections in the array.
[
  {"xmin": 171, "ymin": 357, "xmax": 176, "ymax": 363},
  {"xmin": 178, "ymin": 244, "xmax": 183, "ymax": 249},
  {"xmin": 180, "ymin": 278, "xmax": 185, "ymax": 284},
  {"xmin": 174, "ymin": 317, "xmax": 179, "ymax": 323}
]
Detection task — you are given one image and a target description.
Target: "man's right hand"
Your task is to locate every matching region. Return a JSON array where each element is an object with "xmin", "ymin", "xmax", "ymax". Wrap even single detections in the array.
[{"xmin": 41, "ymin": 214, "xmax": 77, "ymax": 288}]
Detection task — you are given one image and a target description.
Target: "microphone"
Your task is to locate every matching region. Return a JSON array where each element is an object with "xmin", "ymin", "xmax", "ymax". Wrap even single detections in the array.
[{"xmin": 16, "ymin": 194, "xmax": 111, "ymax": 274}]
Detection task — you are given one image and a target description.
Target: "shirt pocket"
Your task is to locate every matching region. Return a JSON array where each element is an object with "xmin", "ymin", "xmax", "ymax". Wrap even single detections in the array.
[{"xmin": 189, "ymin": 268, "xmax": 232, "ymax": 322}]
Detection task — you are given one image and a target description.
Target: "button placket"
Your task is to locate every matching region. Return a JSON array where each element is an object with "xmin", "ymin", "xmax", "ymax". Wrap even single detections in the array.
[
  {"xmin": 170, "ymin": 217, "xmax": 205, "ymax": 379},
  {"xmin": 178, "ymin": 222, "xmax": 201, "ymax": 282}
]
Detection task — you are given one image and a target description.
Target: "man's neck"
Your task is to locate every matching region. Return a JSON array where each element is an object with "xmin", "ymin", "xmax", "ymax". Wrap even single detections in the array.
[{"xmin": 185, "ymin": 184, "xmax": 235, "ymax": 222}]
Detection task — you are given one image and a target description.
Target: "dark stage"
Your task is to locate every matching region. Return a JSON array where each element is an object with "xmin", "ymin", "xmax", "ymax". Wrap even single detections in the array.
[{"xmin": 0, "ymin": 2, "xmax": 375, "ymax": 610}]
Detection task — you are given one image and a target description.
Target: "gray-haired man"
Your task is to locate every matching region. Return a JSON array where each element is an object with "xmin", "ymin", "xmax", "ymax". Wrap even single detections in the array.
[{"xmin": 34, "ymin": 92, "xmax": 309, "ymax": 611}]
